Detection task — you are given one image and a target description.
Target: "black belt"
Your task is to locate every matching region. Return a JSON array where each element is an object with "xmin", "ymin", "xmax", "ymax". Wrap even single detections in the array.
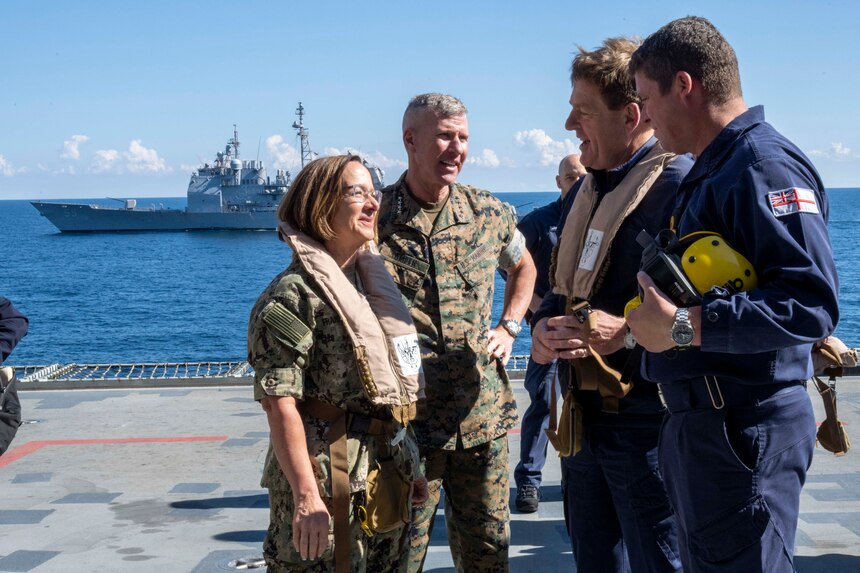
[
  {"xmin": 657, "ymin": 377, "xmax": 805, "ymax": 413},
  {"xmin": 348, "ymin": 412, "xmax": 397, "ymax": 436}
]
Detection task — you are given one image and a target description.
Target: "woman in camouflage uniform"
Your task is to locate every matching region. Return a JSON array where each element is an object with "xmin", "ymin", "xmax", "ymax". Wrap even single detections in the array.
[{"xmin": 248, "ymin": 155, "xmax": 426, "ymax": 573}]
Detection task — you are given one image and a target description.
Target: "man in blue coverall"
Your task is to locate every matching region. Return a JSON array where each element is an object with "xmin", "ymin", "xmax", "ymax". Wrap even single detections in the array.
[
  {"xmin": 514, "ymin": 153, "xmax": 585, "ymax": 513},
  {"xmin": 628, "ymin": 16, "xmax": 839, "ymax": 572},
  {"xmin": 531, "ymin": 37, "xmax": 689, "ymax": 571}
]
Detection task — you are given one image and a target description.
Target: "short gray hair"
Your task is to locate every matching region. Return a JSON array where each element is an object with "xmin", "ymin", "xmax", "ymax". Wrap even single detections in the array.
[{"xmin": 402, "ymin": 93, "xmax": 467, "ymax": 131}]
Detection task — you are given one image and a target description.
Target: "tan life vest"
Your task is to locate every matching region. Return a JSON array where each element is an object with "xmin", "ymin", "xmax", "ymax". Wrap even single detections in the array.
[
  {"xmin": 552, "ymin": 143, "xmax": 677, "ymax": 412},
  {"xmin": 278, "ymin": 220, "xmax": 425, "ymax": 418},
  {"xmin": 554, "ymin": 142, "xmax": 676, "ymax": 301},
  {"xmin": 278, "ymin": 221, "xmax": 425, "ymax": 573}
]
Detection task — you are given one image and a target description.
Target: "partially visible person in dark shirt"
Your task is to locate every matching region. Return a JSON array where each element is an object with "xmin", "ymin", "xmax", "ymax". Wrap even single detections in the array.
[
  {"xmin": 512, "ymin": 153, "xmax": 585, "ymax": 513},
  {"xmin": 0, "ymin": 297, "xmax": 28, "ymax": 364}
]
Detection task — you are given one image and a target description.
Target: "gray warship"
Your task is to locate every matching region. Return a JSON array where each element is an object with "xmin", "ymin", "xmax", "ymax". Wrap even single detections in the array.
[{"xmin": 31, "ymin": 103, "xmax": 379, "ymax": 232}]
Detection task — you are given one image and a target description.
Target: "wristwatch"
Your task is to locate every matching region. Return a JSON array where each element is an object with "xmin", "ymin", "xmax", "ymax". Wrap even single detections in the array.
[
  {"xmin": 499, "ymin": 319, "xmax": 522, "ymax": 338},
  {"xmin": 623, "ymin": 328, "xmax": 637, "ymax": 350},
  {"xmin": 670, "ymin": 307, "xmax": 694, "ymax": 347}
]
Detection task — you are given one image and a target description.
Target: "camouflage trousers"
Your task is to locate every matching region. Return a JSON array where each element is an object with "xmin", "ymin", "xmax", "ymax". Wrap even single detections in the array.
[
  {"xmin": 407, "ymin": 434, "xmax": 510, "ymax": 573},
  {"xmin": 264, "ymin": 489, "xmax": 410, "ymax": 573}
]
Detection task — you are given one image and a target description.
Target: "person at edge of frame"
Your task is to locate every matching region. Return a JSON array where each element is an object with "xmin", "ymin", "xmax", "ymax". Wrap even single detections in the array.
[
  {"xmin": 376, "ymin": 92, "xmax": 537, "ymax": 572},
  {"xmin": 0, "ymin": 297, "xmax": 27, "ymax": 365},
  {"xmin": 512, "ymin": 153, "xmax": 586, "ymax": 514},
  {"xmin": 531, "ymin": 37, "xmax": 691, "ymax": 572},
  {"xmin": 0, "ymin": 296, "xmax": 29, "ymax": 456},
  {"xmin": 627, "ymin": 16, "xmax": 839, "ymax": 573}
]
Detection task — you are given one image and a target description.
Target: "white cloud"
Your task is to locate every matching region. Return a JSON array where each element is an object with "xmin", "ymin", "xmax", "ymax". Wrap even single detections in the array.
[
  {"xmin": 467, "ymin": 148, "xmax": 501, "ymax": 168},
  {"xmin": 125, "ymin": 139, "xmax": 168, "ymax": 173},
  {"xmin": 0, "ymin": 155, "xmax": 15, "ymax": 176},
  {"xmin": 0, "ymin": 155, "xmax": 27, "ymax": 176},
  {"xmin": 91, "ymin": 149, "xmax": 121, "ymax": 173},
  {"xmin": 61, "ymin": 134, "xmax": 89, "ymax": 160},
  {"xmin": 514, "ymin": 128, "xmax": 578, "ymax": 166},
  {"xmin": 179, "ymin": 163, "xmax": 200, "ymax": 173},
  {"xmin": 89, "ymin": 141, "xmax": 169, "ymax": 174},
  {"xmin": 809, "ymin": 142, "xmax": 857, "ymax": 161},
  {"xmin": 266, "ymin": 134, "xmax": 302, "ymax": 171},
  {"xmin": 323, "ymin": 146, "xmax": 406, "ymax": 170},
  {"xmin": 833, "ymin": 142, "xmax": 852, "ymax": 157},
  {"xmin": 362, "ymin": 150, "xmax": 406, "ymax": 170}
]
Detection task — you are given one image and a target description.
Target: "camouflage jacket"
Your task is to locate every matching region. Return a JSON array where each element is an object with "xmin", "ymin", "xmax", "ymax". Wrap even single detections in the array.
[
  {"xmin": 377, "ymin": 174, "xmax": 519, "ymax": 450},
  {"xmin": 248, "ymin": 260, "xmax": 419, "ymax": 496}
]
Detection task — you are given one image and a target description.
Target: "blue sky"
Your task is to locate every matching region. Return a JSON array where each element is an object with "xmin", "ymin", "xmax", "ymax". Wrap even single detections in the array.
[{"xmin": 2, "ymin": 0, "xmax": 858, "ymax": 200}]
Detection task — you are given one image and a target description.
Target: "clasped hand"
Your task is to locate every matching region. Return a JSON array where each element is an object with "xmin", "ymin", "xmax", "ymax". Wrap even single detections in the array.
[{"xmin": 532, "ymin": 309, "xmax": 626, "ymax": 364}]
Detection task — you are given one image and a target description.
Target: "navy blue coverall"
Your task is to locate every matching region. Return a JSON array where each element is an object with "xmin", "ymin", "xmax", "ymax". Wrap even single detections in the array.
[
  {"xmin": 535, "ymin": 139, "xmax": 692, "ymax": 572},
  {"xmin": 641, "ymin": 107, "xmax": 839, "ymax": 572}
]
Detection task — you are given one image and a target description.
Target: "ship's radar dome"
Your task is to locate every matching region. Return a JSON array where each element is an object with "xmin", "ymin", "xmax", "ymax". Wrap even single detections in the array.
[{"xmin": 230, "ymin": 159, "xmax": 242, "ymax": 170}]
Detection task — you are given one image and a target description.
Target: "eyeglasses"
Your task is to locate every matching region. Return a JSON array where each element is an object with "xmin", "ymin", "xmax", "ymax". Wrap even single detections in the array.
[{"xmin": 342, "ymin": 184, "xmax": 382, "ymax": 204}]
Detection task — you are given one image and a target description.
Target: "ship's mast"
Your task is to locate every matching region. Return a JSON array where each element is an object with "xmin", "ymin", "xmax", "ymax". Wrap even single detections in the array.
[
  {"xmin": 292, "ymin": 102, "xmax": 313, "ymax": 168},
  {"xmin": 229, "ymin": 124, "xmax": 240, "ymax": 158}
]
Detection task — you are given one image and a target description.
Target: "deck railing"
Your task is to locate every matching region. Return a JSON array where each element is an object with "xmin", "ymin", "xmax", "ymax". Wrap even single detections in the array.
[{"xmin": 11, "ymin": 357, "xmax": 531, "ymax": 389}]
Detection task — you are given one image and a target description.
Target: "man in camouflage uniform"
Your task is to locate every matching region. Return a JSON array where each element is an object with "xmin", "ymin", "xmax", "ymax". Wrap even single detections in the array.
[{"xmin": 377, "ymin": 93, "xmax": 536, "ymax": 572}]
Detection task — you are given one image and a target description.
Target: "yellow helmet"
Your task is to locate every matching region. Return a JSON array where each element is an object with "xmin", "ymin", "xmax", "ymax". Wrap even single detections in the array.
[
  {"xmin": 624, "ymin": 295, "xmax": 642, "ymax": 317},
  {"xmin": 680, "ymin": 233, "xmax": 757, "ymax": 294}
]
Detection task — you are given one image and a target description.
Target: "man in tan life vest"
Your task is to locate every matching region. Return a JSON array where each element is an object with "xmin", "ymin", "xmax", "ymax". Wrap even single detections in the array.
[{"xmin": 530, "ymin": 37, "xmax": 692, "ymax": 572}]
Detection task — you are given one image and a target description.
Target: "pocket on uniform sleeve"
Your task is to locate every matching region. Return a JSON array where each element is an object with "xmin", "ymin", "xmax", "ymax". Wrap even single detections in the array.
[{"xmin": 689, "ymin": 494, "xmax": 772, "ymax": 563}]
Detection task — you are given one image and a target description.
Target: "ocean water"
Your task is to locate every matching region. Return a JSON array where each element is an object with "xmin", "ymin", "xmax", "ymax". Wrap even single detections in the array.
[{"xmin": 1, "ymin": 189, "xmax": 859, "ymax": 365}]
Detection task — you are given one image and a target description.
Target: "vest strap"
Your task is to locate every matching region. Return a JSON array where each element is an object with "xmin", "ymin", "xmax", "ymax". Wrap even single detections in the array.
[
  {"xmin": 298, "ymin": 397, "xmax": 401, "ymax": 572},
  {"xmin": 568, "ymin": 300, "xmax": 631, "ymax": 413}
]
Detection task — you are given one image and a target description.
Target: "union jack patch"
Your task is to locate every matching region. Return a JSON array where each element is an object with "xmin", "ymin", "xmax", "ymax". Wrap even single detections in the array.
[{"xmin": 768, "ymin": 187, "xmax": 819, "ymax": 217}]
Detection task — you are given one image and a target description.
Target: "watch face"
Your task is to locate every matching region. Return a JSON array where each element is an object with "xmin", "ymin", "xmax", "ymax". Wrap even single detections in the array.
[
  {"xmin": 672, "ymin": 323, "xmax": 694, "ymax": 346},
  {"xmin": 503, "ymin": 320, "xmax": 521, "ymax": 336},
  {"xmin": 624, "ymin": 330, "xmax": 637, "ymax": 350}
]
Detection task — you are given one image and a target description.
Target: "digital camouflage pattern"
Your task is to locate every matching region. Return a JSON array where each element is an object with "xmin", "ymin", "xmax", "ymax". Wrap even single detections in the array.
[
  {"xmin": 264, "ymin": 489, "xmax": 409, "ymax": 573},
  {"xmin": 408, "ymin": 435, "xmax": 511, "ymax": 573},
  {"xmin": 376, "ymin": 174, "xmax": 520, "ymax": 450},
  {"xmin": 248, "ymin": 259, "xmax": 420, "ymax": 568},
  {"xmin": 377, "ymin": 174, "xmax": 519, "ymax": 572}
]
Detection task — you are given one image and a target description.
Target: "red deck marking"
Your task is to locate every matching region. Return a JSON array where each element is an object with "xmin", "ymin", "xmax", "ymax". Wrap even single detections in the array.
[{"xmin": 0, "ymin": 436, "xmax": 228, "ymax": 469}]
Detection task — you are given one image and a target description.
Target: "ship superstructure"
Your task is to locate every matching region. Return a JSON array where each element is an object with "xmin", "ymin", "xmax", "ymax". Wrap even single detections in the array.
[{"xmin": 185, "ymin": 124, "xmax": 290, "ymax": 218}]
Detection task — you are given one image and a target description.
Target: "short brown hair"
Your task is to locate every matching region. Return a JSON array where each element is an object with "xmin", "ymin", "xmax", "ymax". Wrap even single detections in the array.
[
  {"xmin": 629, "ymin": 16, "xmax": 742, "ymax": 105},
  {"xmin": 276, "ymin": 155, "xmax": 361, "ymax": 242},
  {"xmin": 571, "ymin": 37, "xmax": 642, "ymax": 110}
]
